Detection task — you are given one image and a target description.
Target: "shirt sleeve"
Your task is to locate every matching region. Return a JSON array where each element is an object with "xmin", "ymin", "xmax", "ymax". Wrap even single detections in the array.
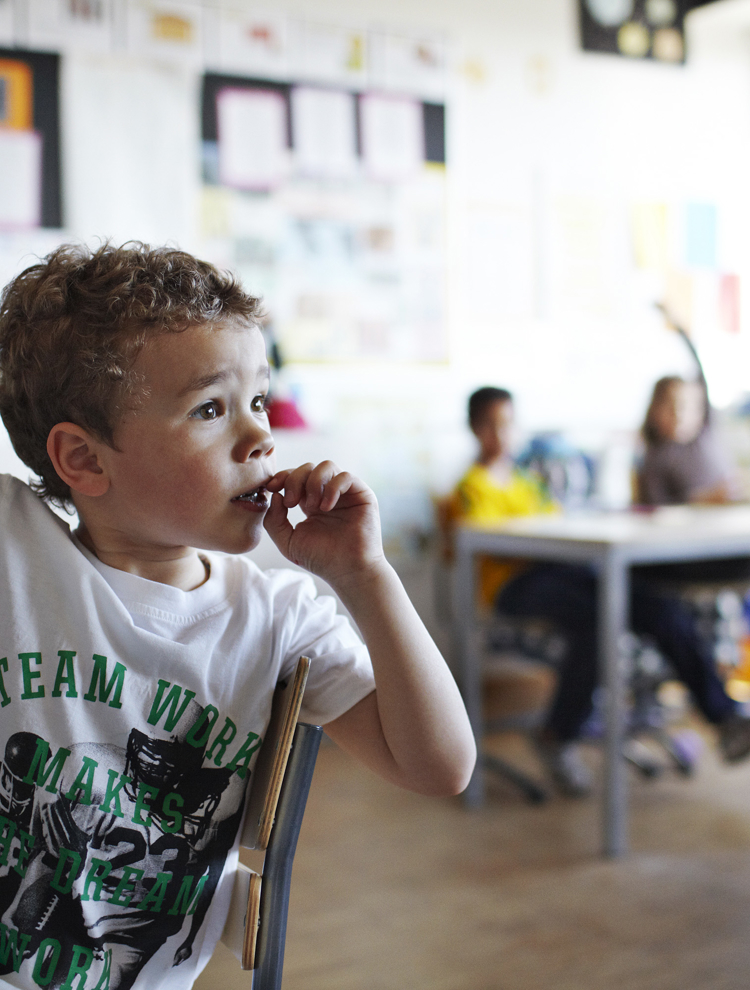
[{"xmin": 268, "ymin": 569, "xmax": 376, "ymax": 725}]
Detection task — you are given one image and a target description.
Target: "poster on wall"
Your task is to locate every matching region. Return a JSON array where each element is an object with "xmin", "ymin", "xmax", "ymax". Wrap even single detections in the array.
[
  {"xmin": 201, "ymin": 72, "xmax": 447, "ymax": 364},
  {"xmin": 290, "ymin": 19, "xmax": 367, "ymax": 87},
  {"xmin": 368, "ymin": 30, "xmax": 447, "ymax": 99},
  {"xmin": 0, "ymin": 50, "xmax": 61, "ymax": 228},
  {"xmin": 271, "ymin": 169, "xmax": 448, "ymax": 364},
  {"xmin": 28, "ymin": 0, "xmax": 113, "ymax": 53},
  {"xmin": 126, "ymin": 0, "xmax": 203, "ymax": 64},
  {"xmin": 210, "ymin": 7, "xmax": 288, "ymax": 79},
  {"xmin": 579, "ymin": 0, "xmax": 690, "ymax": 62}
]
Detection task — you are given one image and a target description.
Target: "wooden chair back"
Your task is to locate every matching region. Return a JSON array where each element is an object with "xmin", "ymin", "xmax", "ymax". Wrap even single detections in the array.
[{"xmin": 221, "ymin": 656, "xmax": 322, "ymax": 988}]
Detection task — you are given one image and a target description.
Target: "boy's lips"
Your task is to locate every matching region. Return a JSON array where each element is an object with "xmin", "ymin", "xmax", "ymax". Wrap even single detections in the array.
[{"xmin": 231, "ymin": 485, "xmax": 270, "ymax": 510}]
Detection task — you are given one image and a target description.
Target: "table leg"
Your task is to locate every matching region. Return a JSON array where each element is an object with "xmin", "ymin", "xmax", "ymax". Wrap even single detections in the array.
[
  {"xmin": 454, "ymin": 537, "xmax": 484, "ymax": 807},
  {"xmin": 599, "ymin": 550, "xmax": 629, "ymax": 857}
]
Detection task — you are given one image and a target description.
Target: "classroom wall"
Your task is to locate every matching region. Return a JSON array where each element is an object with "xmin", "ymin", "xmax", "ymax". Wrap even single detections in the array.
[{"xmin": 1, "ymin": 0, "xmax": 750, "ymax": 543}]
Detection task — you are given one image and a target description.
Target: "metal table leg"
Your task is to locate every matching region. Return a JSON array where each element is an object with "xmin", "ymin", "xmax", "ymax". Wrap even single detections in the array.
[{"xmin": 599, "ymin": 549, "xmax": 629, "ymax": 857}]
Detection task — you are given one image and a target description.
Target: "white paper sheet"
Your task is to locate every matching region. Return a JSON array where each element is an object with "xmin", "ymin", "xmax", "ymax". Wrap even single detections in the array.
[
  {"xmin": 0, "ymin": 0, "xmax": 14, "ymax": 44},
  {"xmin": 0, "ymin": 130, "xmax": 42, "ymax": 229},
  {"xmin": 291, "ymin": 86, "xmax": 357, "ymax": 180},
  {"xmin": 217, "ymin": 87, "xmax": 289, "ymax": 191},
  {"xmin": 360, "ymin": 94, "xmax": 423, "ymax": 182}
]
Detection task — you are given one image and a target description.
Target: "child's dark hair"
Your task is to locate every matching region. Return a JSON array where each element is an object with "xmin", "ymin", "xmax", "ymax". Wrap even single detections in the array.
[
  {"xmin": 468, "ymin": 386, "xmax": 513, "ymax": 430},
  {"xmin": 0, "ymin": 242, "xmax": 261, "ymax": 506}
]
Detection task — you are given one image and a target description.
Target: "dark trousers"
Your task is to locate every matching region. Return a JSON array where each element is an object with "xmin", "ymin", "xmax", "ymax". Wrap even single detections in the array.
[{"xmin": 496, "ymin": 563, "xmax": 737, "ymax": 742}]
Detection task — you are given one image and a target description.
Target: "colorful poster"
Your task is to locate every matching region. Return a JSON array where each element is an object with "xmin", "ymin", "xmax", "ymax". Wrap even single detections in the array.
[
  {"xmin": 0, "ymin": 59, "xmax": 33, "ymax": 129},
  {"xmin": 217, "ymin": 87, "xmax": 289, "ymax": 191},
  {"xmin": 291, "ymin": 86, "xmax": 357, "ymax": 180}
]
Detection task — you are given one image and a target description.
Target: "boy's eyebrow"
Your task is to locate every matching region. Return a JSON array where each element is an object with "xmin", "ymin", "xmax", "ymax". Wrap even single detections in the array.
[{"xmin": 177, "ymin": 365, "xmax": 270, "ymax": 397}]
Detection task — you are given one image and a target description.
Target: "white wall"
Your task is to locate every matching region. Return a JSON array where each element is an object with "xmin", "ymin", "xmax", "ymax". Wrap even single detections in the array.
[{"xmin": 2, "ymin": 0, "xmax": 750, "ymax": 541}]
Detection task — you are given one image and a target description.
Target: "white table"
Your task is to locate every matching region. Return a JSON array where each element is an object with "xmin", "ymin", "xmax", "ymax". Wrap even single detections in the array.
[{"xmin": 452, "ymin": 506, "xmax": 750, "ymax": 857}]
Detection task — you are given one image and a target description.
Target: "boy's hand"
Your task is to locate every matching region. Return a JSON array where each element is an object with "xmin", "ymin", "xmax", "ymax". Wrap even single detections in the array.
[{"xmin": 263, "ymin": 461, "xmax": 386, "ymax": 588}]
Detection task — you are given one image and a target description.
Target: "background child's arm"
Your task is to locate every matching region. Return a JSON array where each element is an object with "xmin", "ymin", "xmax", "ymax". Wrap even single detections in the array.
[{"xmin": 264, "ymin": 462, "xmax": 476, "ymax": 797}]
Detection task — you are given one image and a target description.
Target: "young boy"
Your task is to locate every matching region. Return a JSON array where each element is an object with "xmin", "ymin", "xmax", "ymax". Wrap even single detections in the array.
[
  {"xmin": 452, "ymin": 386, "xmax": 750, "ymax": 797},
  {"xmin": 0, "ymin": 243, "xmax": 475, "ymax": 990}
]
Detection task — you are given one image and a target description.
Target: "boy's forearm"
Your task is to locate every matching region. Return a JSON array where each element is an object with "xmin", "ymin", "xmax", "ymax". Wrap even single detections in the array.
[{"xmin": 329, "ymin": 560, "xmax": 476, "ymax": 796}]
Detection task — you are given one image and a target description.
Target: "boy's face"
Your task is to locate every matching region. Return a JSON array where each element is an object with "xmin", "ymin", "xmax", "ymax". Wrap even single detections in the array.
[
  {"xmin": 93, "ymin": 321, "xmax": 276, "ymax": 556},
  {"xmin": 473, "ymin": 399, "xmax": 514, "ymax": 462}
]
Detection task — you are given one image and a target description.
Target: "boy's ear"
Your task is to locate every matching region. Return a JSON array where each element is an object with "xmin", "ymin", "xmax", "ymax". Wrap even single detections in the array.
[{"xmin": 46, "ymin": 423, "xmax": 110, "ymax": 497}]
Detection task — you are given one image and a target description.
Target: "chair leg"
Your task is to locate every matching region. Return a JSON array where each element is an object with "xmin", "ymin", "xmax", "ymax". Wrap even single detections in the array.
[
  {"xmin": 654, "ymin": 729, "xmax": 699, "ymax": 776},
  {"xmin": 482, "ymin": 752, "xmax": 549, "ymax": 803}
]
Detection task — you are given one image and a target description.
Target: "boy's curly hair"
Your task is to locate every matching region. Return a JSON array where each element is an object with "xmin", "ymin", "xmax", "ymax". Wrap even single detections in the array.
[{"xmin": 0, "ymin": 242, "xmax": 262, "ymax": 506}]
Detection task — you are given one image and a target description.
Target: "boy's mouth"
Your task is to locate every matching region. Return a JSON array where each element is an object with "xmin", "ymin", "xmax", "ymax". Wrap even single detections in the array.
[{"xmin": 231, "ymin": 486, "xmax": 269, "ymax": 509}]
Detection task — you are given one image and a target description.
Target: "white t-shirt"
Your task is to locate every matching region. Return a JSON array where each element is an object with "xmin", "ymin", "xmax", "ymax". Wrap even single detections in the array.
[{"xmin": 0, "ymin": 474, "xmax": 374, "ymax": 990}]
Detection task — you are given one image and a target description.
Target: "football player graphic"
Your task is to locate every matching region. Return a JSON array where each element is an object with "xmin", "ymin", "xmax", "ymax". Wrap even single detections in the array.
[
  {"xmin": 1, "ymin": 703, "xmax": 247, "ymax": 990},
  {"xmin": 0, "ymin": 732, "xmax": 44, "ymax": 919}
]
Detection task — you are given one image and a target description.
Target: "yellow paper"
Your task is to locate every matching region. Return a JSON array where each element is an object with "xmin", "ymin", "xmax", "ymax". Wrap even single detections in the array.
[{"xmin": 631, "ymin": 202, "xmax": 667, "ymax": 270}]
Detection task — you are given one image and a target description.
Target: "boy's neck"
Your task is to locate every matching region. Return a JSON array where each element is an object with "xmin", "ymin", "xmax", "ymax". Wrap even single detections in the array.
[
  {"xmin": 75, "ymin": 522, "xmax": 210, "ymax": 591},
  {"xmin": 479, "ymin": 452, "xmax": 514, "ymax": 486}
]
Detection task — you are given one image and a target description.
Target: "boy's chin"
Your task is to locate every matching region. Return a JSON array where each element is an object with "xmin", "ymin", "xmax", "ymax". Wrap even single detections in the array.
[{"xmin": 197, "ymin": 527, "xmax": 265, "ymax": 557}]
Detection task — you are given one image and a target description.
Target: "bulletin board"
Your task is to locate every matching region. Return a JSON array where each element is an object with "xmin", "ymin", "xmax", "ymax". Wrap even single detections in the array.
[
  {"xmin": 0, "ymin": 49, "xmax": 62, "ymax": 228},
  {"xmin": 200, "ymin": 73, "xmax": 448, "ymax": 365}
]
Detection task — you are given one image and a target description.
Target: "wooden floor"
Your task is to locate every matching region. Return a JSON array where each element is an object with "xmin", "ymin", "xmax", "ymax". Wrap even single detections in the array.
[{"xmin": 196, "ymin": 723, "xmax": 750, "ymax": 990}]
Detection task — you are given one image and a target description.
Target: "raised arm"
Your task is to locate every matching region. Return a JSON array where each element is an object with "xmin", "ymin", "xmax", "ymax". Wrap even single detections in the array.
[{"xmin": 263, "ymin": 462, "xmax": 476, "ymax": 797}]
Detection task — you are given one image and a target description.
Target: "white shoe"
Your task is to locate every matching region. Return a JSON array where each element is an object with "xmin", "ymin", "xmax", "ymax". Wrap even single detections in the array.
[{"xmin": 534, "ymin": 734, "xmax": 593, "ymax": 797}]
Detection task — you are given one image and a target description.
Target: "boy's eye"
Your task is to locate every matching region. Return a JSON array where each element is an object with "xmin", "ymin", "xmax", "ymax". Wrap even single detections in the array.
[
  {"xmin": 251, "ymin": 394, "xmax": 267, "ymax": 413},
  {"xmin": 192, "ymin": 401, "xmax": 221, "ymax": 420}
]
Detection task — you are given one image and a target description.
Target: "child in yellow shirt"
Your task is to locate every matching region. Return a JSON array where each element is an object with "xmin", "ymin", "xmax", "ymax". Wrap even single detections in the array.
[{"xmin": 451, "ymin": 387, "xmax": 750, "ymax": 796}]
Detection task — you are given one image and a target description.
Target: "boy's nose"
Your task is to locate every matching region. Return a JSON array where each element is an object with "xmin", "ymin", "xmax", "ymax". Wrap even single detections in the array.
[{"xmin": 233, "ymin": 418, "xmax": 275, "ymax": 462}]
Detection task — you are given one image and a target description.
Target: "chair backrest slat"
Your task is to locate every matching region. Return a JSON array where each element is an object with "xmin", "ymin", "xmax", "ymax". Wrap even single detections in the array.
[
  {"xmin": 242, "ymin": 656, "xmax": 311, "ymax": 851},
  {"xmin": 251, "ymin": 722, "xmax": 322, "ymax": 989}
]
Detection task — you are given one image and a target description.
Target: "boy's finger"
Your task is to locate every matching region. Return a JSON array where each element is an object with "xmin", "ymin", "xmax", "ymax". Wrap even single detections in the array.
[
  {"xmin": 266, "ymin": 470, "xmax": 292, "ymax": 492},
  {"xmin": 303, "ymin": 460, "xmax": 339, "ymax": 513},
  {"xmin": 263, "ymin": 492, "xmax": 295, "ymax": 555},
  {"xmin": 319, "ymin": 471, "xmax": 355, "ymax": 512},
  {"xmin": 280, "ymin": 463, "xmax": 315, "ymax": 507}
]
